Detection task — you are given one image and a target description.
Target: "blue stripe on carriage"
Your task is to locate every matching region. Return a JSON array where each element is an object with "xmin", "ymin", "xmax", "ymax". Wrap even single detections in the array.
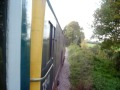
[{"xmin": 21, "ymin": 0, "xmax": 31, "ymax": 90}]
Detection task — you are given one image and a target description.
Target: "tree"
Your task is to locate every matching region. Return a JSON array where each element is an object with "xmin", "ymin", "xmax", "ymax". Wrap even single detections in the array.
[
  {"xmin": 93, "ymin": 0, "xmax": 120, "ymax": 71},
  {"xmin": 63, "ymin": 21, "xmax": 85, "ymax": 46},
  {"xmin": 93, "ymin": 0, "xmax": 120, "ymax": 50}
]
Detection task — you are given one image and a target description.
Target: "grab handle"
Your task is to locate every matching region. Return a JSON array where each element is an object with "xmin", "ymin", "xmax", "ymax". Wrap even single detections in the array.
[{"xmin": 30, "ymin": 64, "xmax": 53, "ymax": 82}]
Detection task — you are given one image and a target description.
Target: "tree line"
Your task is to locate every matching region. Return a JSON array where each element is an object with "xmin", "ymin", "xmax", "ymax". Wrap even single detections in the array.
[
  {"xmin": 63, "ymin": 21, "xmax": 85, "ymax": 46},
  {"xmin": 93, "ymin": 0, "xmax": 120, "ymax": 71}
]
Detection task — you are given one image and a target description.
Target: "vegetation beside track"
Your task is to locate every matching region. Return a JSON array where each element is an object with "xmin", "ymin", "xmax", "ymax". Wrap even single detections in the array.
[{"xmin": 68, "ymin": 44, "xmax": 120, "ymax": 90}]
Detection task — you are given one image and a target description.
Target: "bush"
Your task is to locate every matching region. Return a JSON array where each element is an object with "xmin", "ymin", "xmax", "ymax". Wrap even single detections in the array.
[
  {"xmin": 68, "ymin": 44, "xmax": 120, "ymax": 90},
  {"xmin": 93, "ymin": 56, "xmax": 120, "ymax": 90},
  {"xmin": 112, "ymin": 51, "xmax": 120, "ymax": 71},
  {"xmin": 69, "ymin": 44, "xmax": 93, "ymax": 89}
]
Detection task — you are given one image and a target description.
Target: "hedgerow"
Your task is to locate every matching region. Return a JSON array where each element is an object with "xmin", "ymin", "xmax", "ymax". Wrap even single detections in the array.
[{"xmin": 68, "ymin": 44, "xmax": 120, "ymax": 90}]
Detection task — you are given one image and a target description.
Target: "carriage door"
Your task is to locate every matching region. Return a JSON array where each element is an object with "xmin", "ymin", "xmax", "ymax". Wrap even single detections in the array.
[
  {"xmin": 0, "ymin": 0, "xmax": 7, "ymax": 90},
  {"xmin": 41, "ymin": 21, "xmax": 55, "ymax": 90}
]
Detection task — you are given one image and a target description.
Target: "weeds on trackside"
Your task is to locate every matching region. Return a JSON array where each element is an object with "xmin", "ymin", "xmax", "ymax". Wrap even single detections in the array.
[{"xmin": 68, "ymin": 44, "xmax": 120, "ymax": 90}]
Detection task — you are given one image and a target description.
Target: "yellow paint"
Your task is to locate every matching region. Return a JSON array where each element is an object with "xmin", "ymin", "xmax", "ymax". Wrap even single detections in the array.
[{"xmin": 30, "ymin": 0, "xmax": 46, "ymax": 90}]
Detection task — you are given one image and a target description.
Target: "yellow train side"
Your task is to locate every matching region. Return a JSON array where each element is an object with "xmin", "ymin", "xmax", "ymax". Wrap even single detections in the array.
[{"xmin": 30, "ymin": 0, "xmax": 46, "ymax": 90}]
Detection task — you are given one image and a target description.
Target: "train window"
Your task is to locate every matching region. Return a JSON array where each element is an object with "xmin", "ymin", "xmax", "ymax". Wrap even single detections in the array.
[
  {"xmin": 42, "ymin": 20, "xmax": 55, "ymax": 67},
  {"xmin": 42, "ymin": 21, "xmax": 51, "ymax": 66},
  {"xmin": 49, "ymin": 21, "xmax": 54, "ymax": 58},
  {"xmin": 53, "ymin": 27, "xmax": 56, "ymax": 38},
  {"xmin": 52, "ymin": 26, "xmax": 55, "ymax": 39},
  {"xmin": 51, "ymin": 26, "xmax": 56, "ymax": 57},
  {"xmin": 0, "ymin": 0, "xmax": 7, "ymax": 90}
]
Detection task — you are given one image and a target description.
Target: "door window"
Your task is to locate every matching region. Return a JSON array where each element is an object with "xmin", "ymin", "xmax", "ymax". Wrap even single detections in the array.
[{"xmin": 42, "ymin": 21, "xmax": 51, "ymax": 66}]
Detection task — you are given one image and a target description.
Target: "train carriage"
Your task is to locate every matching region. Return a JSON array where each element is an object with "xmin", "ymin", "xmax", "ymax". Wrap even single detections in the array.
[{"xmin": 0, "ymin": 0, "xmax": 65, "ymax": 90}]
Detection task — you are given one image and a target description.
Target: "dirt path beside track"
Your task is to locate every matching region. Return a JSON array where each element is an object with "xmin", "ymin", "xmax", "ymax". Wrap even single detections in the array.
[{"xmin": 58, "ymin": 48, "xmax": 71, "ymax": 90}]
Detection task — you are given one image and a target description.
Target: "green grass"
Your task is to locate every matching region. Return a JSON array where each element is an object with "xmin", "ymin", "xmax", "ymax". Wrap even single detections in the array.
[
  {"xmin": 68, "ymin": 44, "xmax": 120, "ymax": 90},
  {"xmin": 87, "ymin": 43, "xmax": 96, "ymax": 48}
]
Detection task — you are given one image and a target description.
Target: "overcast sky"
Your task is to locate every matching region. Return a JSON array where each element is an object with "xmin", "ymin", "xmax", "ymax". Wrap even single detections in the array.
[{"xmin": 51, "ymin": 0, "xmax": 101, "ymax": 39}]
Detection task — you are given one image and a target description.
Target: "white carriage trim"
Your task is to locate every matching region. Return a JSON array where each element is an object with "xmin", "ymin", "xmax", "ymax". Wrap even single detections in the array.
[{"xmin": 7, "ymin": 0, "xmax": 22, "ymax": 90}]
